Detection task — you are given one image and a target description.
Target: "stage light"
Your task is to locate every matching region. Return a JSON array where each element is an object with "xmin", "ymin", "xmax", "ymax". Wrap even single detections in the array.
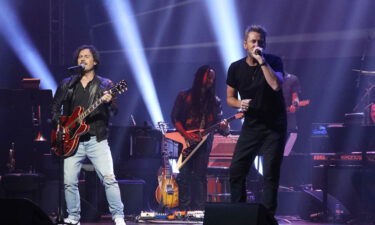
[
  {"xmin": 0, "ymin": 1, "xmax": 57, "ymax": 91},
  {"xmin": 204, "ymin": 0, "xmax": 243, "ymax": 71},
  {"xmin": 103, "ymin": 0, "xmax": 164, "ymax": 125}
]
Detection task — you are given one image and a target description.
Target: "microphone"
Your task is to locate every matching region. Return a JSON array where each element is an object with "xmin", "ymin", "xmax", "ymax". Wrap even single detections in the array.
[
  {"xmin": 67, "ymin": 64, "xmax": 85, "ymax": 71},
  {"xmin": 254, "ymin": 49, "xmax": 263, "ymax": 56}
]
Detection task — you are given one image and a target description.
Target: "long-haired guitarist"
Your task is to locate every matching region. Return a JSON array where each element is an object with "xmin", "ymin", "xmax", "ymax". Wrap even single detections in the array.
[
  {"xmin": 282, "ymin": 70, "xmax": 310, "ymax": 156},
  {"xmin": 51, "ymin": 45, "xmax": 126, "ymax": 225},
  {"xmin": 170, "ymin": 65, "xmax": 229, "ymax": 210}
]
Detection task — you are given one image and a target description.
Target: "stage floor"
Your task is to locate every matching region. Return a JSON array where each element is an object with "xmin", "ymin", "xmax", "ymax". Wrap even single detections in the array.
[{"xmin": 78, "ymin": 217, "xmax": 348, "ymax": 225}]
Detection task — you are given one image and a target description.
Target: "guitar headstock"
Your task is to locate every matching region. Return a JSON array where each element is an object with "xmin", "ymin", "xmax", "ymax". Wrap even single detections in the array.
[
  {"xmin": 299, "ymin": 100, "xmax": 310, "ymax": 107},
  {"xmin": 156, "ymin": 121, "xmax": 168, "ymax": 135},
  {"xmin": 109, "ymin": 80, "xmax": 128, "ymax": 95}
]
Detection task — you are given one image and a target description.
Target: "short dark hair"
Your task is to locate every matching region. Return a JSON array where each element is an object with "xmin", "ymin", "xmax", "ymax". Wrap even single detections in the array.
[
  {"xmin": 244, "ymin": 25, "xmax": 267, "ymax": 47},
  {"xmin": 73, "ymin": 45, "xmax": 100, "ymax": 69}
]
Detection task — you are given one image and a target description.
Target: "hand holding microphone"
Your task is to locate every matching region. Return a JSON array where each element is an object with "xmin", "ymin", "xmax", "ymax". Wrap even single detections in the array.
[
  {"xmin": 252, "ymin": 47, "xmax": 265, "ymax": 63},
  {"xmin": 240, "ymin": 99, "xmax": 251, "ymax": 112},
  {"xmin": 254, "ymin": 48, "xmax": 263, "ymax": 56}
]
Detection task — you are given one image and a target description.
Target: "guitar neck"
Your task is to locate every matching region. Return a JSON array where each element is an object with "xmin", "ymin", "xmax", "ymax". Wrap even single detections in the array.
[
  {"xmin": 77, "ymin": 98, "xmax": 104, "ymax": 122},
  {"xmin": 161, "ymin": 136, "xmax": 172, "ymax": 175},
  {"xmin": 201, "ymin": 114, "xmax": 237, "ymax": 136}
]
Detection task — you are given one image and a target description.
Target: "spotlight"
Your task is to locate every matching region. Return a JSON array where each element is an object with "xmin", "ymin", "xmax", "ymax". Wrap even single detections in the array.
[
  {"xmin": 204, "ymin": 0, "xmax": 243, "ymax": 71},
  {"xmin": 0, "ymin": 1, "xmax": 57, "ymax": 91},
  {"xmin": 103, "ymin": 0, "xmax": 164, "ymax": 125}
]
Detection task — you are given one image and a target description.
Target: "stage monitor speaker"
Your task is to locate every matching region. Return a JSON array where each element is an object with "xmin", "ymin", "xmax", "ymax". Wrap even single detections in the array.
[
  {"xmin": 118, "ymin": 179, "xmax": 145, "ymax": 215},
  {"xmin": 203, "ymin": 203, "xmax": 277, "ymax": 225},
  {"xmin": 0, "ymin": 198, "xmax": 53, "ymax": 225}
]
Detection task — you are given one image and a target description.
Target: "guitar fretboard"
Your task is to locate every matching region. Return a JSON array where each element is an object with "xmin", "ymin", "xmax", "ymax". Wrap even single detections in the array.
[
  {"xmin": 78, "ymin": 98, "xmax": 104, "ymax": 122},
  {"xmin": 201, "ymin": 114, "xmax": 238, "ymax": 136},
  {"xmin": 67, "ymin": 80, "xmax": 126, "ymax": 128}
]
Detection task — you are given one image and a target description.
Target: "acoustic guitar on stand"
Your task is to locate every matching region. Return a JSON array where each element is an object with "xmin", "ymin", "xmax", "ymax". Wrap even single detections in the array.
[{"xmin": 51, "ymin": 80, "xmax": 127, "ymax": 157}]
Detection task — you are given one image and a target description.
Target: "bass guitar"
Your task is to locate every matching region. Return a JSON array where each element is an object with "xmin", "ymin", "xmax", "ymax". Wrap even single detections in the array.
[
  {"xmin": 155, "ymin": 122, "xmax": 179, "ymax": 208},
  {"xmin": 51, "ymin": 80, "xmax": 127, "ymax": 157},
  {"xmin": 164, "ymin": 112, "xmax": 244, "ymax": 169}
]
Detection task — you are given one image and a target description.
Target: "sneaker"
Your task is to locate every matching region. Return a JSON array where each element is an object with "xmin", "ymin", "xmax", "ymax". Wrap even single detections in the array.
[
  {"xmin": 114, "ymin": 217, "xmax": 126, "ymax": 225},
  {"xmin": 64, "ymin": 218, "xmax": 80, "ymax": 225}
]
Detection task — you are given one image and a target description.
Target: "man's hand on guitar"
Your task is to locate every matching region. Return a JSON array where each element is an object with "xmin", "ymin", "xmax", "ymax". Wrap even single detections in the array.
[
  {"xmin": 101, "ymin": 91, "xmax": 112, "ymax": 103},
  {"xmin": 220, "ymin": 119, "xmax": 230, "ymax": 134},
  {"xmin": 55, "ymin": 124, "xmax": 67, "ymax": 145},
  {"xmin": 288, "ymin": 104, "xmax": 297, "ymax": 113}
]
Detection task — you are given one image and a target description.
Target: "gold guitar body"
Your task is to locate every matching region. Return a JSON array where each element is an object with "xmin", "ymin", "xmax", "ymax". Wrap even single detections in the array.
[{"xmin": 155, "ymin": 168, "xmax": 179, "ymax": 208}]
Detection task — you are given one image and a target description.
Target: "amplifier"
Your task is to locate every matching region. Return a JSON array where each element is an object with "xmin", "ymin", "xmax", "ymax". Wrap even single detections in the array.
[
  {"xmin": 211, "ymin": 134, "xmax": 238, "ymax": 156},
  {"xmin": 208, "ymin": 134, "xmax": 238, "ymax": 169}
]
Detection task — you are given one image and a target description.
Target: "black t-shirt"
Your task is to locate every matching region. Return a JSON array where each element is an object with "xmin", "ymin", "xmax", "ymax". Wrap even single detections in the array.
[{"xmin": 226, "ymin": 54, "xmax": 286, "ymax": 128}]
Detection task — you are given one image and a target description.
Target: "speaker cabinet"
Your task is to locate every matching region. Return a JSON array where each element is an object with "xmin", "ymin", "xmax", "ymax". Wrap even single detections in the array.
[
  {"xmin": 118, "ymin": 179, "xmax": 145, "ymax": 215},
  {"xmin": 203, "ymin": 203, "xmax": 277, "ymax": 225},
  {"xmin": 0, "ymin": 198, "xmax": 53, "ymax": 225}
]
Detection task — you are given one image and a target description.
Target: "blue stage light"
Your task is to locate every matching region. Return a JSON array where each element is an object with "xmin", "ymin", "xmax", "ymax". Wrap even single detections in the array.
[
  {"xmin": 0, "ymin": 1, "xmax": 57, "ymax": 91},
  {"xmin": 204, "ymin": 0, "xmax": 243, "ymax": 72},
  {"xmin": 103, "ymin": 0, "xmax": 164, "ymax": 125}
]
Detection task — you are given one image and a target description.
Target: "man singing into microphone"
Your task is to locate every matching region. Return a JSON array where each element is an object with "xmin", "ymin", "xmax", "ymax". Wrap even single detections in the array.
[
  {"xmin": 51, "ymin": 45, "xmax": 126, "ymax": 225},
  {"xmin": 226, "ymin": 25, "xmax": 286, "ymax": 223}
]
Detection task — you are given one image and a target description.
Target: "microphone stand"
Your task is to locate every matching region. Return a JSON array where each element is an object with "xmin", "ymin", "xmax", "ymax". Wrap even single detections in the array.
[
  {"xmin": 55, "ymin": 125, "xmax": 67, "ymax": 225},
  {"xmin": 54, "ymin": 74, "xmax": 80, "ymax": 225},
  {"xmin": 353, "ymin": 35, "xmax": 371, "ymax": 118}
]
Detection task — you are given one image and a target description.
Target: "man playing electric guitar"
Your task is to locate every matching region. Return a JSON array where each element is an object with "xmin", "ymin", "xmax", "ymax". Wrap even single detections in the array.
[
  {"xmin": 170, "ymin": 65, "xmax": 229, "ymax": 210},
  {"xmin": 282, "ymin": 72, "xmax": 309, "ymax": 155},
  {"xmin": 51, "ymin": 45, "xmax": 126, "ymax": 225}
]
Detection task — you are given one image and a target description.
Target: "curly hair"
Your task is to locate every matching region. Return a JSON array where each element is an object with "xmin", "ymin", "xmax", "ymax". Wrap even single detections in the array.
[{"xmin": 73, "ymin": 45, "xmax": 100, "ymax": 69}]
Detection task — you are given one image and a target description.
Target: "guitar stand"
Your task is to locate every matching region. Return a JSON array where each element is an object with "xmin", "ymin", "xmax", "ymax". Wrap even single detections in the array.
[{"xmin": 54, "ymin": 156, "xmax": 68, "ymax": 225}]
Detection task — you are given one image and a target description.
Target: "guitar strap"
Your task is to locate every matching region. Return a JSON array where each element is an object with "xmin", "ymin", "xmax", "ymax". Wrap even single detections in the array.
[
  {"xmin": 64, "ymin": 76, "xmax": 80, "ymax": 115},
  {"xmin": 199, "ymin": 101, "xmax": 208, "ymax": 130},
  {"xmin": 87, "ymin": 81, "xmax": 99, "ymax": 109},
  {"xmin": 199, "ymin": 115, "xmax": 205, "ymax": 130}
]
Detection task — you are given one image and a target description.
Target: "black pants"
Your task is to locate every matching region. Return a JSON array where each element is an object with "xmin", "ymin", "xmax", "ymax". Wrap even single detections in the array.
[
  {"xmin": 229, "ymin": 122, "xmax": 285, "ymax": 214},
  {"xmin": 177, "ymin": 134, "xmax": 213, "ymax": 210}
]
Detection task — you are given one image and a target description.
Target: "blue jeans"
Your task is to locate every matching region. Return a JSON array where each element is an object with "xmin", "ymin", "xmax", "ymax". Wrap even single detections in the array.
[{"xmin": 64, "ymin": 136, "xmax": 124, "ymax": 221}]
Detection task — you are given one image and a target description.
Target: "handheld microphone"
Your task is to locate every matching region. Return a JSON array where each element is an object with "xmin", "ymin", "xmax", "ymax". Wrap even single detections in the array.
[
  {"xmin": 67, "ymin": 64, "xmax": 85, "ymax": 71},
  {"xmin": 255, "ymin": 49, "xmax": 262, "ymax": 56}
]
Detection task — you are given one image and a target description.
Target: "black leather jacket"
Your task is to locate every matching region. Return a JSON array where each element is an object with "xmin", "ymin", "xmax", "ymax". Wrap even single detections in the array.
[{"xmin": 51, "ymin": 74, "xmax": 118, "ymax": 142}]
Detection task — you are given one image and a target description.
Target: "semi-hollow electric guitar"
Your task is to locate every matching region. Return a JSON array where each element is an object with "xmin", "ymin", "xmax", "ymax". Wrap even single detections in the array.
[
  {"xmin": 164, "ymin": 112, "xmax": 244, "ymax": 169},
  {"xmin": 51, "ymin": 80, "xmax": 127, "ymax": 157}
]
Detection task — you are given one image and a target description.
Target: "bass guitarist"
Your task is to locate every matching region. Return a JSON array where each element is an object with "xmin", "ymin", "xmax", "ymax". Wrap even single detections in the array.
[
  {"xmin": 51, "ymin": 45, "xmax": 126, "ymax": 225},
  {"xmin": 170, "ymin": 65, "xmax": 229, "ymax": 210}
]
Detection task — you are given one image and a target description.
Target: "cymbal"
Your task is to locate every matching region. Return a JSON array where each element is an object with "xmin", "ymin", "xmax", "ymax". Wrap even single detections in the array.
[{"xmin": 352, "ymin": 69, "xmax": 375, "ymax": 74}]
